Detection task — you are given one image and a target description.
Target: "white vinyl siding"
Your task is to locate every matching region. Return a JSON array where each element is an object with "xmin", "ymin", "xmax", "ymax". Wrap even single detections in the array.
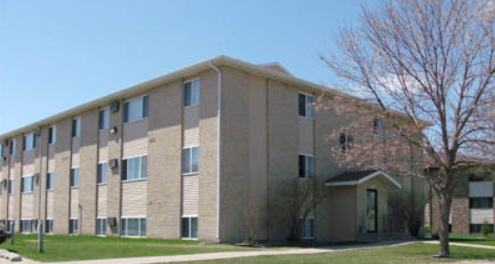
[
  {"xmin": 21, "ymin": 194, "xmax": 34, "ymax": 218},
  {"xmin": 122, "ymin": 181, "xmax": 147, "ymax": 216},
  {"xmin": 469, "ymin": 182, "xmax": 493, "ymax": 198},
  {"xmin": 182, "ymin": 175, "xmax": 199, "ymax": 216},
  {"xmin": 70, "ymin": 189, "xmax": 79, "ymax": 218}
]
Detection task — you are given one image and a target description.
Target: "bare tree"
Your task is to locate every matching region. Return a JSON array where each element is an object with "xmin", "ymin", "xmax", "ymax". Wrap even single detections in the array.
[{"xmin": 321, "ymin": 0, "xmax": 495, "ymax": 257}]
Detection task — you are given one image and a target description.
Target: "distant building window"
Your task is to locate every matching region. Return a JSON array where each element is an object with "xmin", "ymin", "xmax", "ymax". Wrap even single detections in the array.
[
  {"xmin": 182, "ymin": 147, "xmax": 199, "ymax": 175},
  {"xmin": 8, "ymin": 178, "xmax": 14, "ymax": 195},
  {"xmin": 70, "ymin": 167, "xmax": 79, "ymax": 188},
  {"xmin": 20, "ymin": 220, "xmax": 33, "ymax": 234},
  {"xmin": 301, "ymin": 216, "xmax": 314, "ymax": 239},
  {"xmin": 72, "ymin": 117, "xmax": 81, "ymax": 138},
  {"xmin": 23, "ymin": 132, "xmax": 36, "ymax": 151},
  {"xmin": 122, "ymin": 156, "xmax": 147, "ymax": 181},
  {"xmin": 96, "ymin": 218, "xmax": 107, "ymax": 236},
  {"xmin": 470, "ymin": 224, "xmax": 493, "ymax": 234},
  {"xmin": 373, "ymin": 117, "xmax": 385, "ymax": 136},
  {"xmin": 46, "ymin": 172, "xmax": 55, "ymax": 191},
  {"xmin": 183, "ymin": 79, "xmax": 200, "ymax": 107},
  {"xmin": 298, "ymin": 154, "xmax": 315, "ymax": 178},
  {"xmin": 340, "ymin": 132, "xmax": 353, "ymax": 154},
  {"xmin": 121, "ymin": 217, "xmax": 146, "ymax": 237},
  {"xmin": 123, "ymin": 96, "xmax": 149, "ymax": 123},
  {"xmin": 21, "ymin": 175, "xmax": 34, "ymax": 193},
  {"xmin": 45, "ymin": 219, "xmax": 53, "ymax": 234},
  {"xmin": 97, "ymin": 162, "xmax": 108, "ymax": 184},
  {"xmin": 298, "ymin": 93, "xmax": 314, "ymax": 118},
  {"xmin": 48, "ymin": 126, "xmax": 56, "ymax": 144},
  {"xmin": 181, "ymin": 217, "xmax": 198, "ymax": 238},
  {"xmin": 69, "ymin": 219, "xmax": 78, "ymax": 235},
  {"xmin": 9, "ymin": 139, "xmax": 16, "ymax": 155},
  {"xmin": 99, "ymin": 108, "xmax": 110, "ymax": 130},
  {"xmin": 469, "ymin": 197, "xmax": 493, "ymax": 209}
]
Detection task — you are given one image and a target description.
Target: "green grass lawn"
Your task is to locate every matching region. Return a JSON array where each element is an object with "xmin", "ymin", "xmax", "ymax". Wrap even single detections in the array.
[
  {"xmin": 181, "ymin": 244, "xmax": 495, "ymax": 264},
  {"xmin": 0, "ymin": 234, "xmax": 258, "ymax": 262},
  {"xmin": 450, "ymin": 234, "xmax": 495, "ymax": 246}
]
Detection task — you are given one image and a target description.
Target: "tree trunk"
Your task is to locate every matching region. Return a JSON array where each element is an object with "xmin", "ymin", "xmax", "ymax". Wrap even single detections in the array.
[{"xmin": 438, "ymin": 195, "xmax": 452, "ymax": 257}]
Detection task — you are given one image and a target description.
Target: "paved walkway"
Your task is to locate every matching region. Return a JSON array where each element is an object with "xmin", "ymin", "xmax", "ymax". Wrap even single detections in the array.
[{"xmin": 1, "ymin": 240, "xmax": 494, "ymax": 264}]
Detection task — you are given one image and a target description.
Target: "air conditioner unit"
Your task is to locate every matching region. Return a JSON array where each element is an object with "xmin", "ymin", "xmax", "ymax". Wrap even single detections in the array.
[
  {"xmin": 109, "ymin": 159, "xmax": 118, "ymax": 169},
  {"xmin": 110, "ymin": 101, "xmax": 119, "ymax": 112},
  {"xmin": 35, "ymin": 128, "xmax": 42, "ymax": 137},
  {"xmin": 108, "ymin": 217, "xmax": 117, "ymax": 226}
]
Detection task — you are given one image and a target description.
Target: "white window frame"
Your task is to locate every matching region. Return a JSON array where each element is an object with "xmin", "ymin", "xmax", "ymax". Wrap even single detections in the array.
[
  {"xmin": 20, "ymin": 219, "xmax": 33, "ymax": 234},
  {"xmin": 120, "ymin": 216, "xmax": 146, "ymax": 237},
  {"xmin": 97, "ymin": 162, "xmax": 108, "ymax": 185},
  {"xmin": 121, "ymin": 155, "xmax": 147, "ymax": 182},
  {"xmin": 340, "ymin": 131, "xmax": 353, "ymax": 155},
  {"xmin": 181, "ymin": 216, "xmax": 198, "ymax": 239},
  {"xmin": 298, "ymin": 153, "xmax": 315, "ymax": 178},
  {"xmin": 301, "ymin": 216, "xmax": 314, "ymax": 239},
  {"xmin": 72, "ymin": 117, "xmax": 81, "ymax": 138},
  {"xmin": 46, "ymin": 172, "xmax": 55, "ymax": 191},
  {"xmin": 298, "ymin": 92, "xmax": 315, "ymax": 119},
  {"xmin": 69, "ymin": 218, "xmax": 78, "ymax": 235},
  {"xmin": 373, "ymin": 117, "xmax": 385, "ymax": 137},
  {"xmin": 99, "ymin": 108, "xmax": 110, "ymax": 130},
  {"xmin": 8, "ymin": 178, "xmax": 14, "ymax": 195},
  {"xmin": 182, "ymin": 146, "xmax": 199, "ymax": 175},
  {"xmin": 123, "ymin": 95, "xmax": 149, "ymax": 124},
  {"xmin": 23, "ymin": 132, "xmax": 36, "ymax": 152},
  {"xmin": 48, "ymin": 125, "xmax": 56, "ymax": 144},
  {"xmin": 96, "ymin": 218, "xmax": 107, "ymax": 236},
  {"xmin": 70, "ymin": 167, "xmax": 80, "ymax": 188},
  {"xmin": 45, "ymin": 218, "xmax": 54, "ymax": 234},
  {"xmin": 183, "ymin": 78, "xmax": 200, "ymax": 108},
  {"xmin": 21, "ymin": 175, "xmax": 34, "ymax": 194}
]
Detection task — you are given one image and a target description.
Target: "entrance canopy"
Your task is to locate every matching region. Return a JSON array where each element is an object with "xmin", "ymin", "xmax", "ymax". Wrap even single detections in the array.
[{"xmin": 324, "ymin": 170, "xmax": 401, "ymax": 189}]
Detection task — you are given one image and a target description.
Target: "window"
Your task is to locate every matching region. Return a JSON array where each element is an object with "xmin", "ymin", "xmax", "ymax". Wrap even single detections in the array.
[
  {"xmin": 97, "ymin": 162, "xmax": 108, "ymax": 184},
  {"xmin": 8, "ymin": 178, "xmax": 14, "ymax": 195},
  {"xmin": 6, "ymin": 220, "xmax": 14, "ymax": 233},
  {"xmin": 72, "ymin": 117, "xmax": 81, "ymax": 138},
  {"xmin": 469, "ymin": 197, "xmax": 493, "ymax": 209},
  {"xmin": 298, "ymin": 93, "xmax": 314, "ymax": 118},
  {"xmin": 46, "ymin": 172, "xmax": 55, "ymax": 191},
  {"xmin": 366, "ymin": 189, "xmax": 378, "ymax": 233},
  {"xmin": 9, "ymin": 139, "xmax": 16, "ymax": 155},
  {"xmin": 96, "ymin": 218, "xmax": 107, "ymax": 236},
  {"xmin": 45, "ymin": 219, "xmax": 53, "ymax": 234},
  {"xmin": 48, "ymin": 126, "xmax": 56, "ymax": 144},
  {"xmin": 123, "ymin": 96, "xmax": 149, "ymax": 123},
  {"xmin": 0, "ymin": 143, "xmax": 3, "ymax": 158},
  {"xmin": 373, "ymin": 117, "xmax": 385, "ymax": 136},
  {"xmin": 122, "ymin": 156, "xmax": 147, "ymax": 181},
  {"xmin": 183, "ymin": 79, "xmax": 200, "ymax": 107},
  {"xmin": 23, "ymin": 132, "xmax": 36, "ymax": 151},
  {"xmin": 99, "ymin": 108, "xmax": 110, "ymax": 130},
  {"xmin": 298, "ymin": 154, "xmax": 315, "ymax": 178},
  {"xmin": 470, "ymin": 224, "xmax": 493, "ymax": 234},
  {"xmin": 20, "ymin": 220, "xmax": 33, "ymax": 234},
  {"xmin": 69, "ymin": 219, "xmax": 78, "ymax": 235},
  {"xmin": 181, "ymin": 217, "xmax": 198, "ymax": 238},
  {"xmin": 121, "ymin": 217, "xmax": 146, "ymax": 237},
  {"xmin": 301, "ymin": 217, "xmax": 314, "ymax": 239},
  {"xmin": 339, "ymin": 132, "xmax": 353, "ymax": 154},
  {"xmin": 70, "ymin": 167, "xmax": 79, "ymax": 188},
  {"xmin": 21, "ymin": 175, "xmax": 34, "ymax": 193},
  {"xmin": 182, "ymin": 147, "xmax": 199, "ymax": 174}
]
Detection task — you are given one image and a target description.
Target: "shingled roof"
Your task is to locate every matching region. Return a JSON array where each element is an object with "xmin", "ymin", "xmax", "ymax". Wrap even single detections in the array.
[{"xmin": 324, "ymin": 170, "xmax": 401, "ymax": 188}]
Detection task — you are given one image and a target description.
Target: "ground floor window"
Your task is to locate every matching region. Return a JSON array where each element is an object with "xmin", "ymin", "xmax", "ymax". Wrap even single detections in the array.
[
  {"xmin": 69, "ymin": 219, "xmax": 78, "ymax": 235},
  {"xmin": 470, "ymin": 224, "xmax": 494, "ymax": 234},
  {"xmin": 96, "ymin": 218, "xmax": 107, "ymax": 236},
  {"xmin": 301, "ymin": 216, "xmax": 314, "ymax": 239},
  {"xmin": 6, "ymin": 220, "xmax": 14, "ymax": 233},
  {"xmin": 20, "ymin": 220, "xmax": 33, "ymax": 234},
  {"xmin": 181, "ymin": 217, "xmax": 198, "ymax": 238},
  {"xmin": 45, "ymin": 219, "xmax": 53, "ymax": 234},
  {"xmin": 121, "ymin": 217, "xmax": 146, "ymax": 237},
  {"xmin": 366, "ymin": 189, "xmax": 378, "ymax": 233}
]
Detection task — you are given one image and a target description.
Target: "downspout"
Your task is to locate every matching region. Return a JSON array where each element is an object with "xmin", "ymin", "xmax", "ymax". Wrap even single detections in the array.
[{"xmin": 209, "ymin": 61, "xmax": 222, "ymax": 240}]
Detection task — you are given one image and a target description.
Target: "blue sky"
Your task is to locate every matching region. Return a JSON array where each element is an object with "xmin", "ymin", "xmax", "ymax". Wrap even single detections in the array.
[{"xmin": 0, "ymin": 0, "xmax": 371, "ymax": 134}]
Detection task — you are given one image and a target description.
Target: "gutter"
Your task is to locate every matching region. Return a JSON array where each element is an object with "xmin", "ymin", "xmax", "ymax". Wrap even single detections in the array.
[{"xmin": 209, "ymin": 61, "xmax": 222, "ymax": 240}]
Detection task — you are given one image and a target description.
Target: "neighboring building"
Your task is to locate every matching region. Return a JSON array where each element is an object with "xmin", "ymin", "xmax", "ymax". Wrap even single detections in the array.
[
  {"xmin": 0, "ymin": 56, "xmax": 411, "ymax": 242},
  {"xmin": 426, "ymin": 161, "xmax": 495, "ymax": 234}
]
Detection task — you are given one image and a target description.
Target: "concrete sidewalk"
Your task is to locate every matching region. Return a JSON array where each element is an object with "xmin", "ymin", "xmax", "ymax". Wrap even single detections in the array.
[{"xmin": 3, "ymin": 240, "xmax": 495, "ymax": 264}]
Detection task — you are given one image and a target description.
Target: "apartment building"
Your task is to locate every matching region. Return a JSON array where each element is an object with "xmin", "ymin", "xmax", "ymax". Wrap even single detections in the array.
[{"xmin": 0, "ymin": 56, "xmax": 406, "ymax": 242}]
